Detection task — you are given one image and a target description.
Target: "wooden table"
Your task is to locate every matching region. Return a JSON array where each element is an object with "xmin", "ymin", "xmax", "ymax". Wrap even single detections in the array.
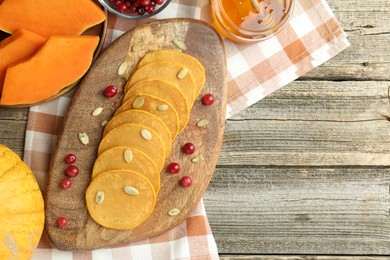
[{"xmin": 1, "ymin": 0, "xmax": 389, "ymax": 258}]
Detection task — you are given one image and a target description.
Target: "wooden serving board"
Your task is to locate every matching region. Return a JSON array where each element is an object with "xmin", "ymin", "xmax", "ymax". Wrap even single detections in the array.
[{"xmin": 45, "ymin": 18, "xmax": 227, "ymax": 250}]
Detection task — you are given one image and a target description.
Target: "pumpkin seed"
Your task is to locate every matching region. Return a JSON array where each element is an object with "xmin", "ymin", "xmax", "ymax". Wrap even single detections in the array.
[
  {"xmin": 95, "ymin": 191, "xmax": 105, "ymax": 205},
  {"xmin": 132, "ymin": 96, "xmax": 145, "ymax": 109},
  {"xmin": 132, "ymin": 42, "xmax": 145, "ymax": 51},
  {"xmin": 177, "ymin": 68, "xmax": 188, "ymax": 79},
  {"xmin": 157, "ymin": 104, "xmax": 168, "ymax": 111},
  {"xmin": 173, "ymin": 39, "xmax": 187, "ymax": 50},
  {"xmin": 251, "ymin": 0, "xmax": 262, "ymax": 13},
  {"xmin": 78, "ymin": 132, "xmax": 89, "ymax": 145},
  {"xmin": 168, "ymin": 208, "xmax": 180, "ymax": 216},
  {"xmin": 124, "ymin": 148, "xmax": 133, "ymax": 163},
  {"xmin": 101, "ymin": 120, "xmax": 108, "ymax": 127},
  {"xmin": 197, "ymin": 119, "xmax": 210, "ymax": 127},
  {"xmin": 140, "ymin": 128, "xmax": 152, "ymax": 140},
  {"xmin": 191, "ymin": 156, "xmax": 204, "ymax": 163},
  {"xmin": 124, "ymin": 186, "xmax": 139, "ymax": 196},
  {"xmin": 118, "ymin": 62, "xmax": 127, "ymax": 76},
  {"xmin": 92, "ymin": 107, "xmax": 103, "ymax": 116}
]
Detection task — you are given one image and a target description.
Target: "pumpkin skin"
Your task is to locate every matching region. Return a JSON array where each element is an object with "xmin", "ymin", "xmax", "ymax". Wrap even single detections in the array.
[{"xmin": 0, "ymin": 144, "xmax": 44, "ymax": 259}]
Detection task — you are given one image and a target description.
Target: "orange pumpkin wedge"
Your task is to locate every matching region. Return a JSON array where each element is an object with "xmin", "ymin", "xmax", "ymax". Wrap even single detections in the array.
[
  {"xmin": 0, "ymin": 29, "xmax": 46, "ymax": 93},
  {"xmin": 86, "ymin": 170, "xmax": 156, "ymax": 230},
  {"xmin": 0, "ymin": 35, "xmax": 99, "ymax": 105},
  {"xmin": 0, "ymin": 0, "xmax": 106, "ymax": 37}
]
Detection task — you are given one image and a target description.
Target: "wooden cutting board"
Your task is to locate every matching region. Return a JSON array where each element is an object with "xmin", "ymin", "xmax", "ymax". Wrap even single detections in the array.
[{"xmin": 45, "ymin": 18, "xmax": 227, "ymax": 250}]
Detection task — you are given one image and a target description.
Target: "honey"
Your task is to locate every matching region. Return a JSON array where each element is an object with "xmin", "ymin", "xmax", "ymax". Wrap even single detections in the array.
[{"xmin": 211, "ymin": 0, "xmax": 294, "ymax": 43}]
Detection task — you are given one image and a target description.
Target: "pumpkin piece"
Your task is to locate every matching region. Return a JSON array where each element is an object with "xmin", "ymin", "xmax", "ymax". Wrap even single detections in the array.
[
  {"xmin": 123, "ymin": 79, "xmax": 190, "ymax": 132},
  {"xmin": 98, "ymin": 123, "xmax": 166, "ymax": 171},
  {"xmin": 0, "ymin": 144, "xmax": 44, "ymax": 260},
  {"xmin": 0, "ymin": 29, "xmax": 46, "ymax": 93},
  {"xmin": 116, "ymin": 94, "xmax": 180, "ymax": 139},
  {"xmin": 138, "ymin": 50, "xmax": 206, "ymax": 98},
  {"xmin": 103, "ymin": 110, "xmax": 172, "ymax": 155},
  {"xmin": 92, "ymin": 146, "xmax": 160, "ymax": 193},
  {"xmin": 126, "ymin": 61, "xmax": 197, "ymax": 105},
  {"xmin": 0, "ymin": 35, "xmax": 99, "ymax": 105},
  {"xmin": 0, "ymin": 0, "xmax": 106, "ymax": 37},
  {"xmin": 86, "ymin": 170, "xmax": 156, "ymax": 230}
]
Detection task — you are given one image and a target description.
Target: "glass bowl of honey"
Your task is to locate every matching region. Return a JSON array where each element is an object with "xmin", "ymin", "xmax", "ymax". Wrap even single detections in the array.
[{"xmin": 211, "ymin": 0, "xmax": 295, "ymax": 43}]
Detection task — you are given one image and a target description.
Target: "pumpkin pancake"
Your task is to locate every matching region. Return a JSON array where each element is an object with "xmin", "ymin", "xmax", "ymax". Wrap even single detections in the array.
[
  {"xmin": 115, "ymin": 94, "xmax": 179, "ymax": 139},
  {"xmin": 123, "ymin": 79, "xmax": 189, "ymax": 132},
  {"xmin": 92, "ymin": 146, "xmax": 160, "ymax": 193},
  {"xmin": 98, "ymin": 123, "xmax": 166, "ymax": 171},
  {"xmin": 104, "ymin": 110, "xmax": 172, "ymax": 156},
  {"xmin": 137, "ymin": 50, "xmax": 206, "ymax": 98},
  {"xmin": 125, "ymin": 61, "xmax": 197, "ymax": 105},
  {"xmin": 86, "ymin": 170, "xmax": 156, "ymax": 230}
]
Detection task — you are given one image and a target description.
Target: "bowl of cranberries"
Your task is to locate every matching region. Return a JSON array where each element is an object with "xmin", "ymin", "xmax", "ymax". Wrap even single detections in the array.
[{"xmin": 98, "ymin": 0, "xmax": 170, "ymax": 19}]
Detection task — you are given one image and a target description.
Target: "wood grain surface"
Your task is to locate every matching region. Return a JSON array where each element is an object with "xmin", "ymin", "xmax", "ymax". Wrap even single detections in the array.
[
  {"xmin": 44, "ymin": 18, "xmax": 227, "ymax": 250},
  {"xmin": 0, "ymin": 0, "xmax": 389, "ymax": 258}
]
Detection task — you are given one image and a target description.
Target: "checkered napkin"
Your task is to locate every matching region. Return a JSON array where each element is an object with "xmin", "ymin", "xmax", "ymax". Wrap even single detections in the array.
[{"xmin": 24, "ymin": 0, "xmax": 349, "ymax": 259}]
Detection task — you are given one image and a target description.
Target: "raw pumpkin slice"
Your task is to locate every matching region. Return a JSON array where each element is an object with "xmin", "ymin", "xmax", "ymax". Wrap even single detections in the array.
[
  {"xmin": 92, "ymin": 146, "xmax": 160, "ymax": 193},
  {"xmin": 0, "ymin": 0, "xmax": 106, "ymax": 37},
  {"xmin": 98, "ymin": 123, "xmax": 166, "ymax": 171},
  {"xmin": 86, "ymin": 170, "xmax": 156, "ymax": 230},
  {"xmin": 123, "ymin": 79, "xmax": 190, "ymax": 132},
  {"xmin": 103, "ymin": 110, "xmax": 172, "ymax": 155},
  {"xmin": 116, "ymin": 94, "xmax": 180, "ymax": 139},
  {"xmin": 126, "ymin": 61, "xmax": 197, "ymax": 105},
  {"xmin": 0, "ymin": 35, "xmax": 99, "ymax": 105},
  {"xmin": 0, "ymin": 29, "xmax": 46, "ymax": 93},
  {"xmin": 138, "ymin": 50, "xmax": 206, "ymax": 98}
]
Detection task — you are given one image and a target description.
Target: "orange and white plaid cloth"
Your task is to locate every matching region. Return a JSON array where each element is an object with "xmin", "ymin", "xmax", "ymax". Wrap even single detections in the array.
[{"xmin": 24, "ymin": 0, "xmax": 349, "ymax": 259}]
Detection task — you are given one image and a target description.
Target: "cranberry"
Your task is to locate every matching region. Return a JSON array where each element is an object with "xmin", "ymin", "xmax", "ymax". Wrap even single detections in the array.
[
  {"xmin": 139, "ymin": 0, "xmax": 150, "ymax": 6},
  {"xmin": 145, "ymin": 4, "xmax": 155, "ymax": 14},
  {"xmin": 167, "ymin": 162, "xmax": 180, "ymax": 174},
  {"xmin": 57, "ymin": 217, "xmax": 68, "ymax": 229},
  {"xmin": 150, "ymin": 0, "xmax": 156, "ymax": 6},
  {"xmin": 183, "ymin": 143, "xmax": 195, "ymax": 154},
  {"xmin": 118, "ymin": 2, "xmax": 128, "ymax": 12},
  {"xmin": 66, "ymin": 165, "xmax": 79, "ymax": 177},
  {"xmin": 202, "ymin": 93, "xmax": 215, "ymax": 106},
  {"xmin": 155, "ymin": 0, "xmax": 164, "ymax": 4},
  {"xmin": 180, "ymin": 176, "xmax": 192, "ymax": 187},
  {"xmin": 60, "ymin": 178, "xmax": 72, "ymax": 189},
  {"xmin": 104, "ymin": 85, "xmax": 118, "ymax": 98},
  {"xmin": 129, "ymin": 4, "xmax": 137, "ymax": 13},
  {"xmin": 115, "ymin": 0, "xmax": 123, "ymax": 6},
  {"xmin": 137, "ymin": 6, "xmax": 145, "ymax": 15},
  {"xmin": 65, "ymin": 153, "xmax": 76, "ymax": 164}
]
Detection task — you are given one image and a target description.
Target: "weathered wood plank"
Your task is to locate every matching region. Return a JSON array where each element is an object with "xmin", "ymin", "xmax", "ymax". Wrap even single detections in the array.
[
  {"xmin": 300, "ymin": 0, "xmax": 390, "ymax": 81},
  {"xmin": 220, "ymin": 81, "xmax": 390, "ymax": 166},
  {"xmin": 0, "ymin": 107, "xmax": 28, "ymax": 157},
  {"xmin": 220, "ymin": 256, "xmax": 390, "ymax": 260},
  {"xmin": 204, "ymin": 167, "xmax": 390, "ymax": 255}
]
